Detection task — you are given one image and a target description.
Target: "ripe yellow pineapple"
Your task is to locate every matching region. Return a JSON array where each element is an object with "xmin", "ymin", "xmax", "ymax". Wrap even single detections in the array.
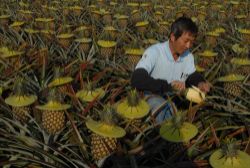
[
  {"xmin": 91, "ymin": 133, "xmax": 118, "ymax": 160},
  {"xmin": 116, "ymin": 89, "xmax": 150, "ymax": 133},
  {"xmin": 47, "ymin": 67, "xmax": 73, "ymax": 94},
  {"xmin": 231, "ymin": 58, "xmax": 250, "ymax": 77},
  {"xmin": 36, "ymin": 89, "xmax": 71, "ymax": 134},
  {"xmin": 12, "ymin": 106, "xmax": 31, "ymax": 123},
  {"xmin": 210, "ymin": 139, "xmax": 250, "ymax": 168},
  {"xmin": 217, "ymin": 74, "xmax": 245, "ymax": 99},
  {"xmin": 76, "ymin": 82, "xmax": 105, "ymax": 102},
  {"xmin": 4, "ymin": 78, "xmax": 37, "ymax": 123},
  {"xmin": 42, "ymin": 109, "xmax": 65, "ymax": 134},
  {"xmin": 160, "ymin": 111, "xmax": 198, "ymax": 157},
  {"xmin": 86, "ymin": 105, "xmax": 126, "ymax": 160},
  {"xmin": 197, "ymin": 49, "xmax": 218, "ymax": 69},
  {"xmin": 97, "ymin": 40, "xmax": 116, "ymax": 59}
]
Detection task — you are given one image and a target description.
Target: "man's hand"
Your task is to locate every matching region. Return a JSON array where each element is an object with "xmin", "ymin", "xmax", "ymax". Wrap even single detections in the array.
[
  {"xmin": 171, "ymin": 81, "xmax": 186, "ymax": 91},
  {"xmin": 198, "ymin": 82, "xmax": 211, "ymax": 93}
]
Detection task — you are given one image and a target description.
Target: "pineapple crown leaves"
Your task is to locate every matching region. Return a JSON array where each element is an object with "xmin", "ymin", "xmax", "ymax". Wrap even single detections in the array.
[
  {"xmin": 170, "ymin": 111, "xmax": 187, "ymax": 129},
  {"xmin": 127, "ymin": 89, "xmax": 140, "ymax": 107},
  {"xmin": 231, "ymin": 44, "xmax": 249, "ymax": 56},
  {"xmin": 99, "ymin": 30, "xmax": 115, "ymax": 41},
  {"xmin": 53, "ymin": 66, "xmax": 64, "ymax": 79},
  {"xmin": 47, "ymin": 88, "xmax": 63, "ymax": 102},
  {"xmin": 13, "ymin": 77, "xmax": 29, "ymax": 96},
  {"xmin": 98, "ymin": 104, "xmax": 119, "ymax": 125},
  {"xmin": 221, "ymin": 138, "xmax": 239, "ymax": 158}
]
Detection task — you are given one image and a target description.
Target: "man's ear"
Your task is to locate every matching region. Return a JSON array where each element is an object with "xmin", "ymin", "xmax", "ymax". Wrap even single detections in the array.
[{"xmin": 170, "ymin": 33, "xmax": 176, "ymax": 42}]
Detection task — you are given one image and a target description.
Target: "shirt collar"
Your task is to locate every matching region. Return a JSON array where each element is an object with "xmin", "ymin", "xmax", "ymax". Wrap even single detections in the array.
[{"xmin": 165, "ymin": 40, "xmax": 189, "ymax": 63}]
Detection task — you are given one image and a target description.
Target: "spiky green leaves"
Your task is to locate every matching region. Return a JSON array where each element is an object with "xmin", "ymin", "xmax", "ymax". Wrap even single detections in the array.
[
  {"xmin": 116, "ymin": 90, "xmax": 150, "ymax": 119},
  {"xmin": 160, "ymin": 112, "xmax": 198, "ymax": 142}
]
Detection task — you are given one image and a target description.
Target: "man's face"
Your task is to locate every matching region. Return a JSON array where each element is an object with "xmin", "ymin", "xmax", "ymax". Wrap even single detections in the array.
[{"xmin": 170, "ymin": 32, "xmax": 195, "ymax": 56}]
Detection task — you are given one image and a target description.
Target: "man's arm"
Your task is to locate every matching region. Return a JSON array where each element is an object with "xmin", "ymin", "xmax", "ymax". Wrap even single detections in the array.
[
  {"xmin": 185, "ymin": 71, "xmax": 205, "ymax": 87},
  {"xmin": 186, "ymin": 71, "xmax": 210, "ymax": 93},
  {"xmin": 131, "ymin": 68, "xmax": 172, "ymax": 94}
]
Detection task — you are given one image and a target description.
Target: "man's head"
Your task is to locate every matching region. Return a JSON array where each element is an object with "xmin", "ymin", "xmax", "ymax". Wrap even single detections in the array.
[{"xmin": 169, "ymin": 17, "xmax": 198, "ymax": 56}]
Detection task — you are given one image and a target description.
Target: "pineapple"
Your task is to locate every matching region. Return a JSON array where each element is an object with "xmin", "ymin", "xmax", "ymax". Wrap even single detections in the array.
[
  {"xmin": 205, "ymin": 31, "xmax": 219, "ymax": 48},
  {"xmin": 116, "ymin": 15, "xmax": 129, "ymax": 29},
  {"xmin": 238, "ymin": 29, "xmax": 250, "ymax": 45},
  {"xmin": 160, "ymin": 111, "xmax": 198, "ymax": 158},
  {"xmin": 217, "ymin": 74, "xmax": 245, "ymax": 99},
  {"xmin": 185, "ymin": 86, "xmax": 206, "ymax": 104},
  {"xmin": 75, "ymin": 38, "xmax": 92, "ymax": 53},
  {"xmin": 135, "ymin": 21, "xmax": 149, "ymax": 34},
  {"xmin": 125, "ymin": 48, "xmax": 144, "ymax": 66},
  {"xmin": 117, "ymin": 89, "xmax": 150, "ymax": 133},
  {"xmin": 4, "ymin": 78, "xmax": 37, "ymax": 123},
  {"xmin": 91, "ymin": 133, "xmax": 118, "ymax": 160},
  {"xmin": 197, "ymin": 49, "xmax": 218, "ymax": 69},
  {"xmin": 159, "ymin": 111, "xmax": 198, "ymax": 143},
  {"xmin": 48, "ymin": 67, "xmax": 73, "ymax": 94},
  {"xmin": 41, "ymin": 109, "xmax": 65, "ymax": 134},
  {"xmin": 97, "ymin": 40, "xmax": 117, "ymax": 59},
  {"xmin": 116, "ymin": 89, "xmax": 150, "ymax": 120},
  {"xmin": 36, "ymin": 89, "xmax": 71, "ymax": 134},
  {"xmin": 102, "ymin": 10, "xmax": 112, "ymax": 25},
  {"xmin": 76, "ymin": 82, "xmax": 105, "ymax": 102},
  {"xmin": 158, "ymin": 21, "xmax": 169, "ymax": 36},
  {"xmin": 231, "ymin": 58, "xmax": 250, "ymax": 76},
  {"xmin": 57, "ymin": 33, "xmax": 74, "ymax": 49},
  {"xmin": 10, "ymin": 21, "xmax": 25, "ymax": 32},
  {"xmin": 209, "ymin": 139, "xmax": 250, "ymax": 168},
  {"xmin": 0, "ymin": 46, "xmax": 24, "ymax": 73},
  {"xmin": 86, "ymin": 105, "xmax": 126, "ymax": 160},
  {"xmin": 0, "ymin": 14, "xmax": 10, "ymax": 26}
]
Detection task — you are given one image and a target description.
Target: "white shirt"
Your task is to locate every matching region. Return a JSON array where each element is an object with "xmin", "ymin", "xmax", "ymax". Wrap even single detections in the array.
[{"xmin": 135, "ymin": 40, "xmax": 196, "ymax": 83}]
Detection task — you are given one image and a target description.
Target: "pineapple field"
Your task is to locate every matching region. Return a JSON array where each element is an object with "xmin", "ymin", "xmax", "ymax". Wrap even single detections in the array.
[{"xmin": 0, "ymin": 0, "xmax": 250, "ymax": 167}]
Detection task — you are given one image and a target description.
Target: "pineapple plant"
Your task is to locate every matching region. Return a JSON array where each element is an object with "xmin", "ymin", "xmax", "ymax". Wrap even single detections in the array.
[
  {"xmin": 209, "ymin": 139, "xmax": 250, "ymax": 168},
  {"xmin": 116, "ymin": 89, "xmax": 150, "ymax": 132},
  {"xmin": 76, "ymin": 81, "xmax": 105, "ymax": 103},
  {"xmin": 159, "ymin": 112, "xmax": 196, "ymax": 141},
  {"xmin": 47, "ymin": 67, "xmax": 73, "ymax": 94},
  {"xmin": 5, "ymin": 78, "xmax": 37, "ymax": 123},
  {"xmin": 101, "ymin": 9, "xmax": 112, "ymax": 25},
  {"xmin": 103, "ymin": 26, "xmax": 118, "ymax": 40},
  {"xmin": 205, "ymin": 31, "xmax": 220, "ymax": 48},
  {"xmin": 124, "ymin": 40, "xmax": 145, "ymax": 66},
  {"xmin": 135, "ymin": 20, "xmax": 149, "ymax": 34},
  {"xmin": 217, "ymin": 74, "xmax": 245, "ymax": 99},
  {"xmin": 231, "ymin": 58, "xmax": 250, "ymax": 77},
  {"xmin": 130, "ymin": 9, "xmax": 141, "ymax": 24},
  {"xmin": 75, "ymin": 38, "xmax": 92, "ymax": 54},
  {"xmin": 36, "ymin": 89, "xmax": 71, "ymax": 134},
  {"xmin": 9, "ymin": 21, "xmax": 25, "ymax": 33},
  {"xmin": 238, "ymin": 29, "xmax": 250, "ymax": 45},
  {"xmin": 160, "ymin": 111, "xmax": 198, "ymax": 156},
  {"xmin": 57, "ymin": 33, "xmax": 74, "ymax": 49},
  {"xmin": 97, "ymin": 31, "xmax": 117, "ymax": 59},
  {"xmin": 197, "ymin": 49, "xmax": 218, "ymax": 69},
  {"xmin": 0, "ymin": 13, "xmax": 11, "ymax": 26},
  {"xmin": 18, "ymin": 9, "xmax": 33, "ymax": 22},
  {"xmin": 34, "ymin": 17, "xmax": 55, "ymax": 30},
  {"xmin": 158, "ymin": 21, "xmax": 169, "ymax": 36},
  {"xmin": 115, "ymin": 14, "xmax": 129, "ymax": 30},
  {"xmin": 74, "ymin": 25, "xmax": 92, "ymax": 38},
  {"xmin": 0, "ymin": 46, "xmax": 24, "ymax": 73},
  {"xmin": 69, "ymin": 5, "xmax": 83, "ymax": 17},
  {"xmin": 86, "ymin": 105, "xmax": 126, "ymax": 160}
]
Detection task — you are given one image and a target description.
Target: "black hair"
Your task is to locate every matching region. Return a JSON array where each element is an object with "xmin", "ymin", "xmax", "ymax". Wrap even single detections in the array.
[{"xmin": 170, "ymin": 17, "xmax": 198, "ymax": 39}]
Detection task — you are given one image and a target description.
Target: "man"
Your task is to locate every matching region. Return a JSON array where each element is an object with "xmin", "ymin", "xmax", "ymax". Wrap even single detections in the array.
[{"xmin": 131, "ymin": 17, "xmax": 210, "ymax": 123}]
